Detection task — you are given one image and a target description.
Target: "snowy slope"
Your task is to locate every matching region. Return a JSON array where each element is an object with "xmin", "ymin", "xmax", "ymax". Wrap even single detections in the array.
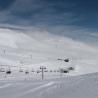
[
  {"xmin": 0, "ymin": 73, "xmax": 98, "ymax": 98},
  {"xmin": 0, "ymin": 28, "xmax": 98, "ymax": 76}
]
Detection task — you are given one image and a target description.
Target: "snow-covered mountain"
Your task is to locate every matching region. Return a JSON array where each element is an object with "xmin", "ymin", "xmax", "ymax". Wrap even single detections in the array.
[{"xmin": 0, "ymin": 28, "xmax": 98, "ymax": 76}]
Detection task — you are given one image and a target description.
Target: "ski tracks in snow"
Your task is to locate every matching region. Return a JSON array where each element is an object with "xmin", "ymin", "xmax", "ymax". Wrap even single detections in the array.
[
  {"xmin": 15, "ymin": 81, "xmax": 55, "ymax": 98},
  {"xmin": 0, "ymin": 83, "xmax": 12, "ymax": 89}
]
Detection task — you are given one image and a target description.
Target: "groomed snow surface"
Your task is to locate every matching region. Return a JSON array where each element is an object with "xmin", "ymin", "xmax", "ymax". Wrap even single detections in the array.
[
  {"xmin": 0, "ymin": 73, "xmax": 98, "ymax": 98},
  {"xmin": 0, "ymin": 28, "xmax": 98, "ymax": 98}
]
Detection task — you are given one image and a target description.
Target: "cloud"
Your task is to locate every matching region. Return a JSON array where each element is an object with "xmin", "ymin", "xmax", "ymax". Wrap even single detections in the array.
[
  {"xmin": 0, "ymin": 0, "xmax": 78, "ymax": 25},
  {"xmin": 0, "ymin": 0, "xmax": 98, "ymax": 28},
  {"xmin": 0, "ymin": 0, "xmax": 98, "ymax": 47},
  {"xmin": 0, "ymin": 23, "xmax": 98, "ymax": 47}
]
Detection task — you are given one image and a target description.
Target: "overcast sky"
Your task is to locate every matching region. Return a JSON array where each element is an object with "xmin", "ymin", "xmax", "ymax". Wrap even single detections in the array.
[{"xmin": 0, "ymin": 0, "xmax": 98, "ymax": 45}]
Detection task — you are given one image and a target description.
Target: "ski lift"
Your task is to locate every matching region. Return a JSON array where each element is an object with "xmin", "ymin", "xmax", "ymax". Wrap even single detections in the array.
[
  {"xmin": 57, "ymin": 58, "xmax": 62, "ymax": 61},
  {"xmin": 57, "ymin": 70, "xmax": 60, "ymax": 72},
  {"xmin": 31, "ymin": 69, "xmax": 35, "ymax": 72},
  {"xmin": 50, "ymin": 70, "xmax": 52, "ymax": 72},
  {"xmin": 60, "ymin": 69, "xmax": 69, "ymax": 73},
  {"xmin": 19, "ymin": 66, "xmax": 24, "ymax": 72},
  {"xmin": 31, "ymin": 70, "xmax": 35, "ymax": 72},
  {"xmin": 25, "ymin": 71, "xmax": 29, "ymax": 74},
  {"xmin": 37, "ymin": 70, "xmax": 40, "ymax": 73},
  {"xmin": 63, "ymin": 70, "xmax": 69, "ymax": 73},
  {"xmin": 64, "ymin": 58, "xmax": 69, "ymax": 62},
  {"xmin": 68, "ymin": 67, "xmax": 74, "ymax": 71},
  {"xmin": 6, "ymin": 65, "xmax": 11, "ymax": 74},
  {"xmin": 44, "ymin": 70, "xmax": 48, "ymax": 72},
  {"xmin": 6, "ymin": 70, "xmax": 11, "ymax": 74}
]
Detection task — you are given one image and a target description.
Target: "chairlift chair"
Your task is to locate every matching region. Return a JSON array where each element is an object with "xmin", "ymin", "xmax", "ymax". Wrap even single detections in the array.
[
  {"xmin": 60, "ymin": 69, "xmax": 69, "ymax": 73},
  {"xmin": 44, "ymin": 70, "xmax": 48, "ymax": 72},
  {"xmin": 50, "ymin": 70, "xmax": 52, "ymax": 72},
  {"xmin": 6, "ymin": 70, "xmax": 11, "ymax": 74},
  {"xmin": 25, "ymin": 71, "xmax": 29, "ymax": 74},
  {"xmin": 31, "ymin": 70, "xmax": 35, "ymax": 72},
  {"xmin": 37, "ymin": 70, "xmax": 40, "ymax": 73},
  {"xmin": 64, "ymin": 58, "xmax": 69, "ymax": 62},
  {"xmin": 68, "ymin": 67, "xmax": 74, "ymax": 71},
  {"xmin": 63, "ymin": 70, "xmax": 69, "ymax": 73}
]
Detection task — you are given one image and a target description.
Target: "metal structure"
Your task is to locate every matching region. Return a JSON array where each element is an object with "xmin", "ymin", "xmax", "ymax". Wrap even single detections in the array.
[{"xmin": 40, "ymin": 66, "xmax": 47, "ymax": 80}]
